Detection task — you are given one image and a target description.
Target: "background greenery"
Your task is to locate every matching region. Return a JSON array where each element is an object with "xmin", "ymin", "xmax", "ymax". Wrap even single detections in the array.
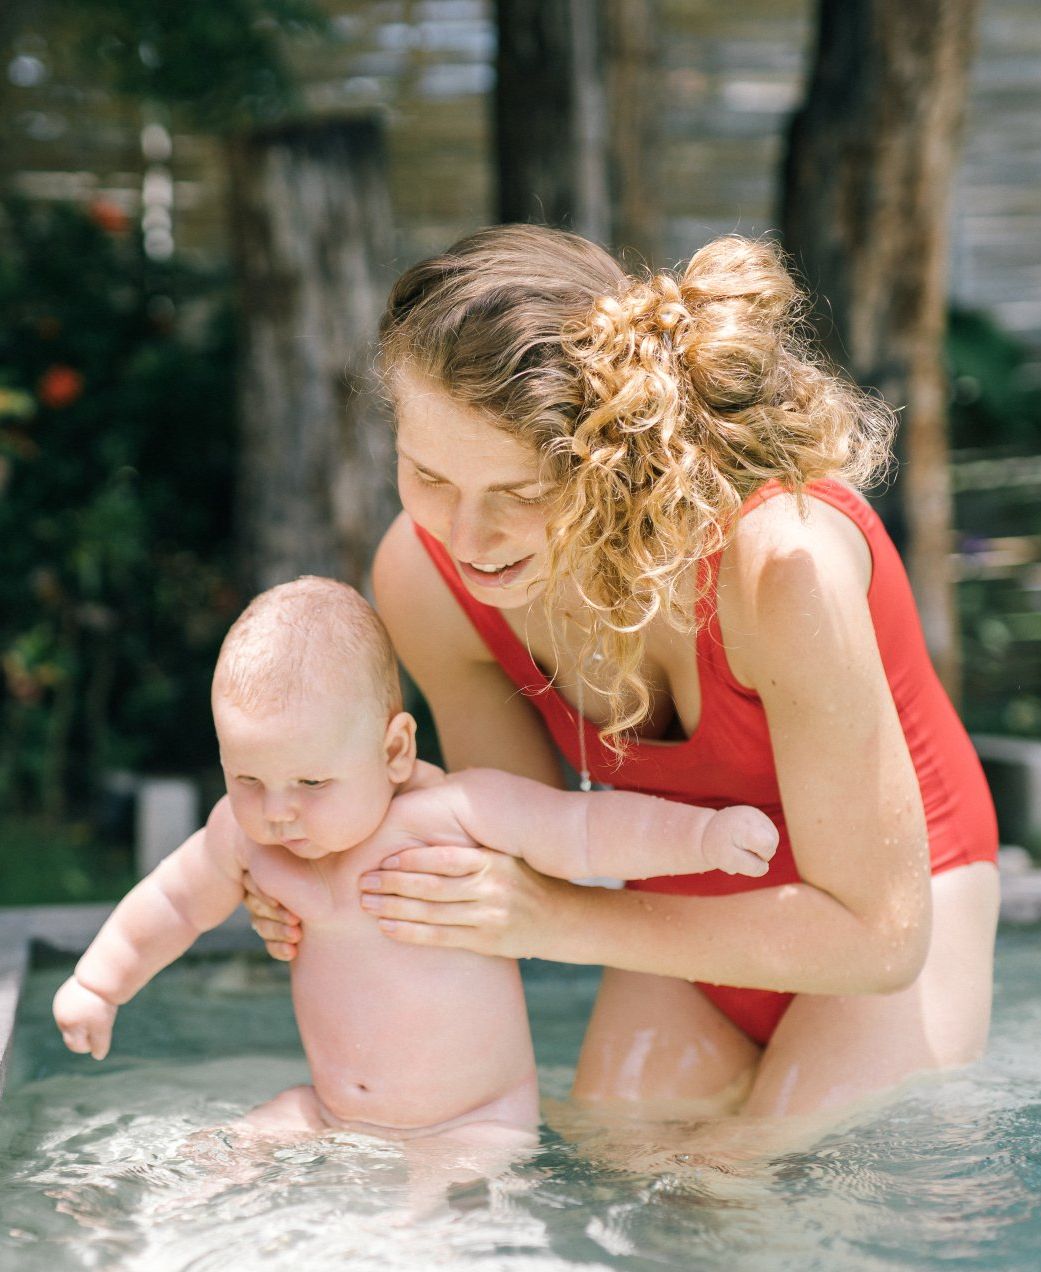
[
  {"xmin": 0, "ymin": 198, "xmax": 239, "ymax": 902},
  {"xmin": 1, "ymin": 2, "xmax": 1039, "ymax": 905},
  {"xmin": 2, "ymin": 200, "xmax": 1035, "ymax": 904}
]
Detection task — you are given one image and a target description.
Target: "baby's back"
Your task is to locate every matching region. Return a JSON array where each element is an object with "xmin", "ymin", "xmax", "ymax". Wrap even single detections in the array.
[{"xmin": 244, "ymin": 836, "xmax": 536, "ymax": 1130}]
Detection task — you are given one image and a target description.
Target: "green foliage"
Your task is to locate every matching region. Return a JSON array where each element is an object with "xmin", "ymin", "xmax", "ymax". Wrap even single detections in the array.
[
  {"xmin": 56, "ymin": 0, "xmax": 330, "ymax": 131},
  {"xmin": 0, "ymin": 198, "xmax": 238, "ymax": 820},
  {"xmin": 947, "ymin": 309, "xmax": 1041, "ymax": 451},
  {"xmin": 0, "ymin": 814, "xmax": 136, "ymax": 905}
]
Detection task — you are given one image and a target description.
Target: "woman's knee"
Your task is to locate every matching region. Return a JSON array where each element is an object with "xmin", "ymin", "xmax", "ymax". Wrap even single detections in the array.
[{"xmin": 573, "ymin": 969, "xmax": 760, "ymax": 1109}]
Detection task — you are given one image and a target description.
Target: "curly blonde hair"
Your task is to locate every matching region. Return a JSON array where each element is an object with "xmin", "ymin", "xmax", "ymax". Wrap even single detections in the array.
[{"xmin": 379, "ymin": 225, "xmax": 894, "ymax": 752}]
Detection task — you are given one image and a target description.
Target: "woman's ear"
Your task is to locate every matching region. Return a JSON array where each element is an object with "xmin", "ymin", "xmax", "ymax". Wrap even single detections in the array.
[{"xmin": 383, "ymin": 711, "xmax": 418, "ymax": 783}]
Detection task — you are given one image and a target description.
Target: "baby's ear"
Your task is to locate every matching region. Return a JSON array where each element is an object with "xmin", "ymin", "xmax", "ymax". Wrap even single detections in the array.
[{"xmin": 384, "ymin": 711, "xmax": 418, "ymax": 782}]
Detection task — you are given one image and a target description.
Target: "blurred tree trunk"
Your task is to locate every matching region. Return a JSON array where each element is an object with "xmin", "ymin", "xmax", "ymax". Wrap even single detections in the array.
[
  {"xmin": 779, "ymin": 0, "xmax": 978, "ymax": 696},
  {"xmin": 226, "ymin": 117, "xmax": 396, "ymax": 596},
  {"xmin": 494, "ymin": 0, "xmax": 663, "ymax": 264},
  {"xmin": 604, "ymin": 0, "xmax": 662, "ymax": 268}
]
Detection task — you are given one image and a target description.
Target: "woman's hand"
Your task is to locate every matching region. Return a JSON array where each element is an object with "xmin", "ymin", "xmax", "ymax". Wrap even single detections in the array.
[
  {"xmin": 242, "ymin": 871, "xmax": 302, "ymax": 961},
  {"xmin": 358, "ymin": 843, "xmax": 573, "ymax": 960}
]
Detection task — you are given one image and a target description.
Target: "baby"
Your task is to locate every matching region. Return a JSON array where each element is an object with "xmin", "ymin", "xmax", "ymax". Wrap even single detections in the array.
[{"xmin": 53, "ymin": 576, "xmax": 778, "ymax": 1147}]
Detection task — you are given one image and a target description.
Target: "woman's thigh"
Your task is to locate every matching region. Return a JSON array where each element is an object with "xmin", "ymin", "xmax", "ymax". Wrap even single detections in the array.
[
  {"xmin": 572, "ymin": 967, "xmax": 761, "ymax": 1113},
  {"xmin": 744, "ymin": 862, "xmax": 1000, "ymax": 1118}
]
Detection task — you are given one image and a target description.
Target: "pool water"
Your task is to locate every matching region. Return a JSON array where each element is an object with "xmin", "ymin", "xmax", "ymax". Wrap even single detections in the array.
[{"xmin": 3, "ymin": 932, "xmax": 1041, "ymax": 1271}]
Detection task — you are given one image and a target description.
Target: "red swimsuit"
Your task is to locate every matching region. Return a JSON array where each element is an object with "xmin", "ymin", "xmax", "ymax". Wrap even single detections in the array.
[{"xmin": 413, "ymin": 479, "xmax": 998, "ymax": 1045}]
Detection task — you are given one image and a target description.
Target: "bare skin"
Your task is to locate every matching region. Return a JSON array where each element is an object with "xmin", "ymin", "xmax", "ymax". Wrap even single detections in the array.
[
  {"xmin": 245, "ymin": 372, "xmax": 999, "ymax": 1126},
  {"xmin": 55, "ymin": 668, "xmax": 773, "ymax": 1137}
]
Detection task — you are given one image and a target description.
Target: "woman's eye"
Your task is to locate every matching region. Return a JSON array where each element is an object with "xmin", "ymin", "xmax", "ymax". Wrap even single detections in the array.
[{"xmin": 511, "ymin": 492, "xmax": 550, "ymax": 506}]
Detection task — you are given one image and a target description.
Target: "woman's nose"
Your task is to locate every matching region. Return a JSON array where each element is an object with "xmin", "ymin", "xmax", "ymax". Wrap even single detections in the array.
[{"xmin": 449, "ymin": 499, "xmax": 504, "ymax": 564}]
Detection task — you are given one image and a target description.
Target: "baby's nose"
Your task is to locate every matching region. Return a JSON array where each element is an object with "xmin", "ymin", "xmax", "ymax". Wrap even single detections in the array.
[{"xmin": 262, "ymin": 794, "xmax": 296, "ymax": 823}]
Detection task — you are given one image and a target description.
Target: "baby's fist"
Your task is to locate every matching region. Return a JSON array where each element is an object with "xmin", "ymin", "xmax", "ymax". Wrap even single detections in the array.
[
  {"xmin": 702, "ymin": 806, "xmax": 779, "ymax": 877},
  {"xmin": 53, "ymin": 977, "xmax": 117, "ymax": 1060}
]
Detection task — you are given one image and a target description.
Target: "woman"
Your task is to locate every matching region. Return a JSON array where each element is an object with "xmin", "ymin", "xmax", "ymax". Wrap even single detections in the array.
[{"xmin": 246, "ymin": 225, "xmax": 998, "ymax": 1120}]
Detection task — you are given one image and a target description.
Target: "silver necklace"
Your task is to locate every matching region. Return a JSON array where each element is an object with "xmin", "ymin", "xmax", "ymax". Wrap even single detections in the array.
[
  {"xmin": 576, "ymin": 673, "xmax": 592, "ymax": 791},
  {"xmin": 574, "ymin": 648, "xmax": 603, "ymax": 792}
]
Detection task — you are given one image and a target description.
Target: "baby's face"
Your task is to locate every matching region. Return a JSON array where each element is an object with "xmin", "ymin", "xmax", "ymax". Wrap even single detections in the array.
[{"xmin": 214, "ymin": 691, "xmax": 404, "ymax": 858}]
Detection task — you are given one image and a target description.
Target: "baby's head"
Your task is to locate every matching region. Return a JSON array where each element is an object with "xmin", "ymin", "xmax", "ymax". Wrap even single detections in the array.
[{"xmin": 212, "ymin": 576, "xmax": 415, "ymax": 858}]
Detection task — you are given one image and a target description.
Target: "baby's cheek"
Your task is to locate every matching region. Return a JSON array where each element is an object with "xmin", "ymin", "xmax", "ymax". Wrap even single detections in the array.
[
  {"xmin": 227, "ymin": 791, "xmax": 262, "ymax": 839},
  {"xmin": 335, "ymin": 788, "xmax": 393, "ymax": 847}
]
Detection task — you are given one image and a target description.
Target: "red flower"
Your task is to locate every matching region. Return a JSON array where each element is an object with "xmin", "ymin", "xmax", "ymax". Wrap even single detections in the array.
[
  {"xmin": 88, "ymin": 198, "xmax": 130, "ymax": 234},
  {"xmin": 38, "ymin": 365, "xmax": 85, "ymax": 409}
]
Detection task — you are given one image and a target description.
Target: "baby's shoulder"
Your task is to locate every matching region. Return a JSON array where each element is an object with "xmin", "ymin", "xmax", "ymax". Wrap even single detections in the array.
[{"xmin": 203, "ymin": 796, "xmax": 252, "ymax": 872}]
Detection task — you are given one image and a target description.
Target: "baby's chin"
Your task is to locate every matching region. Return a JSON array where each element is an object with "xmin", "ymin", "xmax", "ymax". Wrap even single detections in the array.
[{"xmin": 276, "ymin": 838, "xmax": 335, "ymax": 859}]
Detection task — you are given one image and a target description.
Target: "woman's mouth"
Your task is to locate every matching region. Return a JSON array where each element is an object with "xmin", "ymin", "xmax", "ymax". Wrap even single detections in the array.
[{"xmin": 456, "ymin": 555, "xmax": 534, "ymax": 588}]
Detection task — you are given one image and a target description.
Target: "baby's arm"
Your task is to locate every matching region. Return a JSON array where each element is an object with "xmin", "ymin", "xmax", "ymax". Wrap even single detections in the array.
[
  {"xmin": 443, "ymin": 770, "xmax": 778, "ymax": 881},
  {"xmin": 53, "ymin": 798, "xmax": 247, "ymax": 1059}
]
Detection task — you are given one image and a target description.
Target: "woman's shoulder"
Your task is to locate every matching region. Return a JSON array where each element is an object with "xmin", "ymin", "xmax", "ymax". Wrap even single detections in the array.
[
  {"xmin": 372, "ymin": 512, "xmax": 492, "ymax": 667},
  {"xmin": 716, "ymin": 485, "xmax": 875, "ymax": 686},
  {"xmin": 724, "ymin": 483, "xmax": 873, "ymax": 604}
]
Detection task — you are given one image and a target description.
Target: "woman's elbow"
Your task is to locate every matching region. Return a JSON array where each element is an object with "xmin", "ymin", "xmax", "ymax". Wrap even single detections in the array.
[{"xmin": 866, "ymin": 904, "xmax": 932, "ymax": 993}]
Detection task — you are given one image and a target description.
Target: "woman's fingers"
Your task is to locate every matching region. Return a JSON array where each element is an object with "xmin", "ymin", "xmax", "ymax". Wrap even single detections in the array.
[
  {"xmin": 362, "ymin": 895, "xmax": 482, "ymax": 927},
  {"xmin": 242, "ymin": 870, "xmax": 301, "ymax": 925},
  {"xmin": 362, "ymin": 844, "xmax": 569, "ymax": 960},
  {"xmin": 376, "ymin": 845, "xmax": 489, "ymax": 877},
  {"xmin": 246, "ymin": 899, "xmax": 301, "ymax": 960},
  {"xmin": 372, "ymin": 919, "xmax": 476, "ymax": 949},
  {"xmin": 250, "ymin": 915, "xmax": 301, "ymax": 943},
  {"xmin": 360, "ymin": 869, "xmax": 477, "ymax": 903}
]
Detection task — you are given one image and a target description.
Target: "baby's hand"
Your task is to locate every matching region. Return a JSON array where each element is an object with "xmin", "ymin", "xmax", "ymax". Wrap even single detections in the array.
[
  {"xmin": 53, "ymin": 976, "xmax": 118, "ymax": 1060},
  {"xmin": 700, "ymin": 805, "xmax": 779, "ymax": 877}
]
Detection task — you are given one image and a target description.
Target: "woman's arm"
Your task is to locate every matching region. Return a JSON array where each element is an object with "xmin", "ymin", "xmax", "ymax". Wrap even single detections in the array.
[{"xmin": 367, "ymin": 503, "xmax": 933, "ymax": 996}]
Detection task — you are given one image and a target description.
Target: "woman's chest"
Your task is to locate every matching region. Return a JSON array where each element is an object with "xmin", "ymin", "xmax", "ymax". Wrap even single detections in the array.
[{"xmin": 502, "ymin": 604, "xmax": 704, "ymax": 741}]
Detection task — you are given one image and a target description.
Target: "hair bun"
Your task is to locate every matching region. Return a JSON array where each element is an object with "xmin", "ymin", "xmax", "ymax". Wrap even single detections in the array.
[{"xmin": 679, "ymin": 236, "xmax": 800, "ymax": 325}]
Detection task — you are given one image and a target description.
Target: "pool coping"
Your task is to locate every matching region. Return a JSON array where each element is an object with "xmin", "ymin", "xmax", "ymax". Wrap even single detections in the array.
[{"xmin": 5, "ymin": 860, "xmax": 1041, "ymax": 1097}]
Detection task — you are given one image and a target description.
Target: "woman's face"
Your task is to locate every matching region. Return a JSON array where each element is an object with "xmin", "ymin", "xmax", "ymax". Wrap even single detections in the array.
[{"xmin": 393, "ymin": 369, "xmax": 556, "ymax": 609}]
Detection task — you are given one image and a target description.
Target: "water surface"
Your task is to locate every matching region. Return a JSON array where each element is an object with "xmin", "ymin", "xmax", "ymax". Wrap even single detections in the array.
[{"xmin": 3, "ymin": 931, "xmax": 1041, "ymax": 1270}]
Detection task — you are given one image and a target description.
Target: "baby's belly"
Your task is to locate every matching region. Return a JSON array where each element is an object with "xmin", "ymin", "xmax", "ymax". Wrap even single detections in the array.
[{"xmin": 291, "ymin": 930, "xmax": 536, "ymax": 1129}]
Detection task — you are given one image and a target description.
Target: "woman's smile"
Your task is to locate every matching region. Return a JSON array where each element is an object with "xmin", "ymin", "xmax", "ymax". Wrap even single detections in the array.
[{"xmin": 456, "ymin": 553, "xmax": 536, "ymax": 588}]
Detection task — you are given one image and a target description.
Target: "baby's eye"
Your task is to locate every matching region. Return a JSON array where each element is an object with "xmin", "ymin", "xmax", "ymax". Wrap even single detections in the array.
[
  {"xmin": 298, "ymin": 779, "xmax": 330, "ymax": 789},
  {"xmin": 236, "ymin": 776, "xmax": 259, "ymax": 787}
]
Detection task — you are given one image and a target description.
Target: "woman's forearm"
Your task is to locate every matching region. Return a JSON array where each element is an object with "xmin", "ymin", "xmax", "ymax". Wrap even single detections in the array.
[{"xmin": 543, "ymin": 876, "xmax": 930, "ymax": 996}]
